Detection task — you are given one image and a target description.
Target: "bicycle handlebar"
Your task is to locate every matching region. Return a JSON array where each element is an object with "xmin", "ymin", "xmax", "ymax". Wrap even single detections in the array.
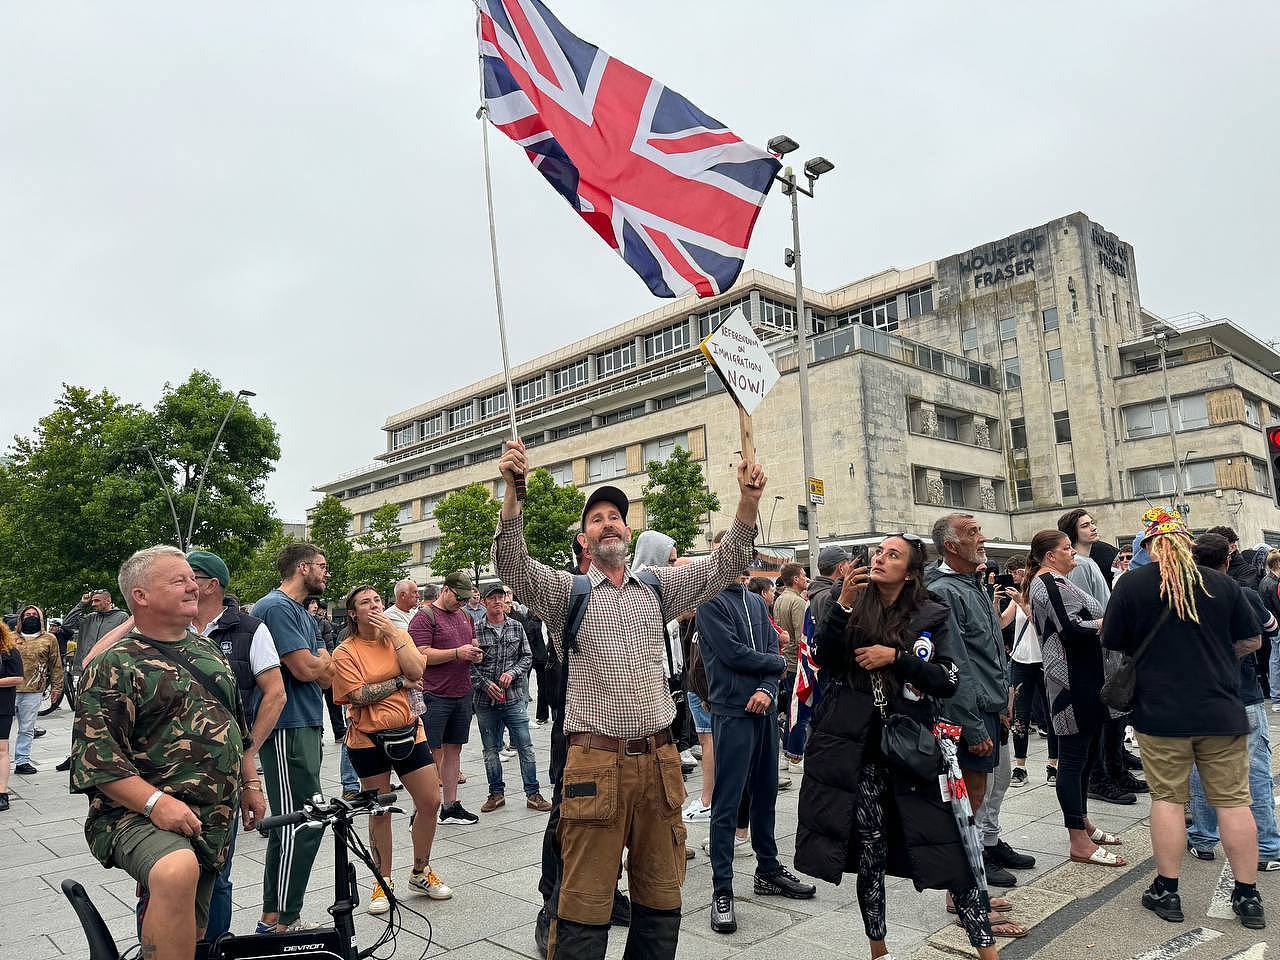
[{"xmin": 257, "ymin": 791, "xmax": 399, "ymax": 835}]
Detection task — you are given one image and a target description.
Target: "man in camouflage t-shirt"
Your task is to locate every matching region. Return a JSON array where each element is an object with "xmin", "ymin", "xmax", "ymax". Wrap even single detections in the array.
[{"xmin": 71, "ymin": 546, "xmax": 265, "ymax": 960}]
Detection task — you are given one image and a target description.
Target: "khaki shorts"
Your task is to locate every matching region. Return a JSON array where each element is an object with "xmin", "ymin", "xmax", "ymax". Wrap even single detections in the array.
[
  {"xmin": 1135, "ymin": 733, "xmax": 1250, "ymax": 807},
  {"xmin": 109, "ymin": 817, "xmax": 217, "ymax": 931}
]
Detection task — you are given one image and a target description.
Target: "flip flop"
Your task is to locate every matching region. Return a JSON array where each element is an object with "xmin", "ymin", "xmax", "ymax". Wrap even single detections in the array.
[
  {"xmin": 1070, "ymin": 847, "xmax": 1126, "ymax": 867},
  {"xmin": 955, "ymin": 917, "xmax": 1026, "ymax": 938},
  {"xmin": 1089, "ymin": 828, "xmax": 1122, "ymax": 845},
  {"xmin": 948, "ymin": 897, "xmax": 1012, "ymax": 914}
]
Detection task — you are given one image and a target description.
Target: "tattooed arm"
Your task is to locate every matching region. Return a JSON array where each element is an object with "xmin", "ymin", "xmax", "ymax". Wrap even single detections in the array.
[{"xmin": 346, "ymin": 677, "xmax": 404, "ymax": 705}]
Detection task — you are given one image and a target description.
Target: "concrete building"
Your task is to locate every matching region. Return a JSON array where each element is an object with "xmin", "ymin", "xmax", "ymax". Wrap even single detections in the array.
[{"xmin": 315, "ymin": 211, "xmax": 1280, "ymax": 581}]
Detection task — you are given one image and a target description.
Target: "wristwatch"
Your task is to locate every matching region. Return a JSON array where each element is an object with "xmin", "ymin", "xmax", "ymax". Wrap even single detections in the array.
[
  {"xmin": 142, "ymin": 790, "xmax": 164, "ymax": 818},
  {"xmin": 394, "ymin": 676, "xmax": 405, "ymax": 690}
]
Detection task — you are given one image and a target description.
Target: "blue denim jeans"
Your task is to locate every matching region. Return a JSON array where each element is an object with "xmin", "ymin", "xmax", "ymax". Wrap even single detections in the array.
[
  {"xmin": 339, "ymin": 743, "xmax": 360, "ymax": 792},
  {"xmin": 1188, "ymin": 702, "xmax": 1279, "ymax": 858},
  {"xmin": 474, "ymin": 691, "xmax": 540, "ymax": 797},
  {"xmin": 1271, "ymin": 641, "xmax": 1280, "ymax": 705},
  {"xmin": 13, "ymin": 692, "xmax": 42, "ymax": 766}
]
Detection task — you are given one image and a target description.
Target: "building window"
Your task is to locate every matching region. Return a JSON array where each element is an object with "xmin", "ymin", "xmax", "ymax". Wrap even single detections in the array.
[
  {"xmin": 471, "ymin": 444, "xmax": 503, "ymax": 463},
  {"xmin": 1131, "ymin": 464, "xmax": 1177, "ymax": 496},
  {"xmin": 999, "ymin": 316, "xmax": 1017, "ymax": 342},
  {"xmin": 1003, "ymin": 357, "xmax": 1022, "ymax": 390},
  {"xmin": 757, "ymin": 297, "xmax": 796, "ymax": 332},
  {"xmin": 1053, "ymin": 410, "xmax": 1072, "ymax": 443},
  {"xmin": 553, "ymin": 357, "xmax": 590, "ymax": 393},
  {"xmin": 397, "ymin": 502, "xmax": 413, "ymax": 525},
  {"xmin": 656, "ymin": 389, "xmax": 693, "ymax": 410},
  {"xmin": 587, "ymin": 449, "xmax": 627, "ymax": 482},
  {"xmin": 1176, "ymin": 394, "xmax": 1208, "ymax": 429},
  {"xmin": 375, "ymin": 477, "xmax": 400, "ymax": 491},
  {"xmin": 596, "ymin": 342, "xmax": 636, "ymax": 378},
  {"xmin": 449, "ymin": 403, "xmax": 474, "ymax": 430},
  {"xmin": 550, "ymin": 419, "xmax": 591, "ymax": 440},
  {"xmin": 1111, "ymin": 293, "xmax": 1119, "ymax": 326},
  {"xmin": 936, "ymin": 413, "xmax": 960, "ymax": 441},
  {"xmin": 1184, "ymin": 460, "xmax": 1216, "ymax": 491},
  {"xmin": 1124, "ymin": 401, "xmax": 1170, "ymax": 438},
  {"xmin": 1047, "ymin": 348, "xmax": 1065, "ymax": 381},
  {"xmin": 1042, "ymin": 307, "xmax": 1059, "ymax": 332},
  {"xmin": 905, "ymin": 284, "xmax": 934, "ymax": 318},
  {"xmin": 1015, "ymin": 478, "xmax": 1033, "ymax": 505},
  {"xmin": 480, "ymin": 390, "xmax": 508, "ymax": 419},
  {"xmin": 1244, "ymin": 396, "xmax": 1261, "ymax": 426},
  {"xmin": 403, "ymin": 468, "xmax": 430, "ymax": 483},
  {"xmin": 1060, "ymin": 473, "xmax": 1078, "ymax": 501},
  {"xmin": 644, "ymin": 320, "xmax": 690, "ymax": 361},
  {"xmin": 419, "ymin": 413, "xmax": 444, "ymax": 440},
  {"xmin": 602, "ymin": 404, "xmax": 645, "ymax": 426},
  {"xmin": 832, "ymin": 295, "xmax": 899, "ymax": 332},
  {"xmin": 515, "ymin": 376, "xmax": 546, "ymax": 406},
  {"xmin": 436, "ymin": 455, "xmax": 465, "ymax": 474},
  {"xmin": 1126, "ymin": 300, "xmax": 1135, "ymax": 330},
  {"xmin": 391, "ymin": 425, "xmax": 415, "ymax": 450},
  {"xmin": 1253, "ymin": 459, "xmax": 1270, "ymax": 495},
  {"xmin": 940, "ymin": 476, "xmax": 966, "ymax": 508},
  {"xmin": 693, "ymin": 298, "xmax": 750, "ymax": 338},
  {"xmin": 643, "ymin": 433, "xmax": 688, "ymax": 466},
  {"xmin": 421, "ymin": 495, "xmax": 440, "ymax": 519},
  {"xmin": 421, "ymin": 538, "xmax": 439, "ymax": 564},
  {"xmin": 961, "ymin": 320, "xmax": 977, "ymax": 351},
  {"xmin": 1096, "ymin": 284, "xmax": 1104, "ymax": 313},
  {"xmin": 1010, "ymin": 418, "xmax": 1028, "ymax": 450},
  {"xmin": 546, "ymin": 462, "xmax": 574, "ymax": 485}
]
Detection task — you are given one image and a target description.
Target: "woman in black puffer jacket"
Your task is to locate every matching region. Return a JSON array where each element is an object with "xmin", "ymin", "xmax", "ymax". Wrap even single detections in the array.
[{"xmin": 795, "ymin": 535, "xmax": 1001, "ymax": 959}]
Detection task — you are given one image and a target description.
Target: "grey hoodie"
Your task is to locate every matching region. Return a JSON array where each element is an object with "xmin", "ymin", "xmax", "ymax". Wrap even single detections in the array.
[
  {"xmin": 632, "ymin": 530, "xmax": 677, "ymax": 571},
  {"xmin": 923, "ymin": 561, "xmax": 1009, "ymax": 747}
]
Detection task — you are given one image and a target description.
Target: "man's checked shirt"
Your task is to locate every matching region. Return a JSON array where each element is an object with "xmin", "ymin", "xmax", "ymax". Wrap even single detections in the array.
[{"xmin": 493, "ymin": 514, "xmax": 755, "ymax": 739}]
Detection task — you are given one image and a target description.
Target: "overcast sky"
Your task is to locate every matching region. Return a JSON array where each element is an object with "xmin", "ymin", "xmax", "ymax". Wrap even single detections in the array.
[{"xmin": 4, "ymin": 1, "xmax": 1278, "ymax": 521}]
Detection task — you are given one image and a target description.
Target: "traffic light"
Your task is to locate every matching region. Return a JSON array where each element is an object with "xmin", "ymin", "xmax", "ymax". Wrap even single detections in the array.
[
  {"xmin": 1268, "ymin": 425, "xmax": 1280, "ymax": 508},
  {"xmin": 797, "ymin": 504, "xmax": 809, "ymax": 530}
]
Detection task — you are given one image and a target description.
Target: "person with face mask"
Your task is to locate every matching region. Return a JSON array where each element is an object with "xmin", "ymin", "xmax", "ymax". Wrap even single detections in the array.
[{"xmin": 12, "ymin": 606, "xmax": 62, "ymax": 776}]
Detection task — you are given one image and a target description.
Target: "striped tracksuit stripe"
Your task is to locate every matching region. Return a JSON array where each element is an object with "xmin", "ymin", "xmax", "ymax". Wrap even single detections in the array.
[{"xmin": 260, "ymin": 726, "xmax": 324, "ymax": 925}]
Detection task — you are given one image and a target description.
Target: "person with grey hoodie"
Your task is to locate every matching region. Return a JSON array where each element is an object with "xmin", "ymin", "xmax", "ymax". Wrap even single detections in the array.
[
  {"xmin": 633, "ymin": 532, "xmax": 684, "ymax": 686},
  {"xmin": 925, "ymin": 514, "xmax": 1036, "ymax": 894}
]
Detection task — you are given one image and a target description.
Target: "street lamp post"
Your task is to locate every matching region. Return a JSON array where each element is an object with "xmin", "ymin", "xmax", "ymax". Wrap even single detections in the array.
[
  {"xmin": 768, "ymin": 135, "xmax": 834, "ymax": 579},
  {"xmin": 186, "ymin": 389, "xmax": 256, "ymax": 548},
  {"xmin": 131, "ymin": 446, "xmax": 184, "ymax": 549},
  {"xmin": 766, "ymin": 494, "xmax": 785, "ymax": 545}
]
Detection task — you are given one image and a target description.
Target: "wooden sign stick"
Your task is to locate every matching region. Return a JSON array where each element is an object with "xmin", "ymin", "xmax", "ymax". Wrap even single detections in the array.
[{"xmin": 738, "ymin": 404, "xmax": 759, "ymax": 487}]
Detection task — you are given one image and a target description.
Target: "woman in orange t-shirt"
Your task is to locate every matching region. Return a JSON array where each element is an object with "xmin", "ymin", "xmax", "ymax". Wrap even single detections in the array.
[{"xmin": 332, "ymin": 585, "xmax": 451, "ymax": 912}]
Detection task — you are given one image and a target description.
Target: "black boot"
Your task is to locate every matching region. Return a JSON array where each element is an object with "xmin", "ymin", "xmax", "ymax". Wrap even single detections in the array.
[
  {"xmin": 549, "ymin": 917, "xmax": 609, "ymax": 960},
  {"xmin": 623, "ymin": 902, "xmax": 681, "ymax": 959},
  {"xmin": 610, "ymin": 889, "xmax": 631, "ymax": 927}
]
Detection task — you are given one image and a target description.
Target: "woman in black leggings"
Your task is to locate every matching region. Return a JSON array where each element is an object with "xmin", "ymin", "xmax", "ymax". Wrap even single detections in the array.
[
  {"xmin": 796, "ymin": 536, "xmax": 1003, "ymax": 958},
  {"xmin": 1026, "ymin": 530, "xmax": 1126, "ymax": 869},
  {"xmin": 1005, "ymin": 569, "xmax": 1059, "ymax": 787}
]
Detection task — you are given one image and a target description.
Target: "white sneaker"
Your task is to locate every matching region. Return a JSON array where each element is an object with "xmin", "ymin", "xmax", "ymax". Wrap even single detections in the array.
[
  {"xmin": 699, "ymin": 836, "xmax": 753, "ymax": 858},
  {"xmin": 680, "ymin": 749, "xmax": 697, "ymax": 765},
  {"xmin": 788, "ymin": 757, "xmax": 804, "ymax": 774},
  {"xmin": 683, "ymin": 799, "xmax": 712, "ymax": 822},
  {"xmin": 690, "ymin": 744, "xmax": 703, "ymax": 759},
  {"xmin": 776, "ymin": 776, "xmax": 792, "ymax": 791},
  {"xmin": 368, "ymin": 878, "xmax": 392, "ymax": 916},
  {"xmin": 501, "ymin": 747, "xmax": 517, "ymax": 759}
]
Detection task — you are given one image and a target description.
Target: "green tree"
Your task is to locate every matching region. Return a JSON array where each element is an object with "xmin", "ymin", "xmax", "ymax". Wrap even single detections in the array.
[
  {"xmin": 231, "ymin": 522, "xmax": 296, "ymax": 607},
  {"xmin": 641, "ymin": 446, "xmax": 720, "ymax": 554},
  {"xmin": 0, "ymin": 373, "xmax": 282, "ymax": 616},
  {"xmin": 522, "ymin": 468, "xmax": 585, "ymax": 568},
  {"xmin": 306, "ymin": 495, "xmax": 355, "ymax": 605},
  {"xmin": 432, "ymin": 483, "xmax": 500, "ymax": 582},
  {"xmin": 343, "ymin": 502, "xmax": 410, "ymax": 602}
]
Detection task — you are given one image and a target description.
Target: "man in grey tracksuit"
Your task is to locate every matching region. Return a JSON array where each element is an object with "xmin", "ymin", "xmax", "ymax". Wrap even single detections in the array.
[{"xmin": 926, "ymin": 513, "xmax": 1035, "ymax": 890}]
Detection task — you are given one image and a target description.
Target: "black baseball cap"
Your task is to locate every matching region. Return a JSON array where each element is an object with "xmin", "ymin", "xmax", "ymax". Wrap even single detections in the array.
[
  {"xmin": 581, "ymin": 485, "xmax": 629, "ymax": 530},
  {"xmin": 483, "ymin": 582, "xmax": 507, "ymax": 598}
]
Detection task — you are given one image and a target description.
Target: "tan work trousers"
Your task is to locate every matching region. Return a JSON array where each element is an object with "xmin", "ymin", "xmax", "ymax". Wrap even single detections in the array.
[{"xmin": 554, "ymin": 739, "xmax": 688, "ymax": 925}]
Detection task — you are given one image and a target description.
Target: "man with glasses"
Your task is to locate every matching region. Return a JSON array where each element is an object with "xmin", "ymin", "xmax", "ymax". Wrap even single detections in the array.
[
  {"xmin": 252, "ymin": 543, "xmax": 335, "ymax": 934},
  {"xmin": 56, "ymin": 588, "xmax": 130, "ymax": 772}
]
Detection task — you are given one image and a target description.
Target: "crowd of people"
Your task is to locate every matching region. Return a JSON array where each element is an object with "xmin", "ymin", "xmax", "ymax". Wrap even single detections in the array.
[{"xmin": 2, "ymin": 442, "xmax": 1278, "ymax": 958}]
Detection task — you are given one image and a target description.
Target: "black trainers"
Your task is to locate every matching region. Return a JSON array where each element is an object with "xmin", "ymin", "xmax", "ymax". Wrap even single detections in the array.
[
  {"xmin": 710, "ymin": 890, "xmax": 736, "ymax": 933},
  {"xmin": 1232, "ymin": 889, "xmax": 1265, "ymax": 929},
  {"xmin": 0, "ymin": 793, "xmax": 9, "ymax": 812},
  {"xmin": 985, "ymin": 839, "xmax": 1036, "ymax": 870},
  {"xmin": 1123, "ymin": 750, "xmax": 1143, "ymax": 771},
  {"xmin": 438, "ymin": 801, "xmax": 479, "ymax": 825},
  {"xmin": 1116, "ymin": 771, "xmax": 1149, "ymax": 794},
  {"xmin": 1142, "ymin": 886, "xmax": 1184, "ymax": 923},
  {"xmin": 984, "ymin": 862, "xmax": 1018, "ymax": 888},
  {"xmin": 1046, "ymin": 764, "xmax": 1057, "ymax": 784},
  {"xmin": 1010, "ymin": 767, "xmax": 1028, "ymax": 788},
  {"xmin": 13, "ymin": 763, "xmax": 37, "ymax": 776},
  {"xmin": 1088, "ymin": 778, "xmax": 1137, "ymax": 805},
  {"xmin": 1186, "ymin": 842, "xmax": 1214, "ymax": 862},
  {"xmin": 753, "ymin": 867, "xmax": 816, "ymax": 899},
  {"xmin": 609, "ymin": 890, "xmax": 631, "ymax": 927},
  {"xmin": 55, "ymin": 757, "xmax": 72, "ymax": 772}
]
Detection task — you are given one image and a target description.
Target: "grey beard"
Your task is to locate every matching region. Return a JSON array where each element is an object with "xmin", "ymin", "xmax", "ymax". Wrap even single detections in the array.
[{"xmin": 594, "ymin": 540, "xmax": 628, "ymax": 567}]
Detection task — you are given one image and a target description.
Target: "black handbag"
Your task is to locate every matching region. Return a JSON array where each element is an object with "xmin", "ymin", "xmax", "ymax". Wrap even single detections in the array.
[
  {"xmin": 1099, "ymin": 608, "xmax": 1171, "ymax": 712},
  {"xmin": 870, "ymin": 670, "xmax": 942, "ymax": 780},
  {"xmin": 369, "ymin": 720, "xmax": 420, "ymax": 761}
]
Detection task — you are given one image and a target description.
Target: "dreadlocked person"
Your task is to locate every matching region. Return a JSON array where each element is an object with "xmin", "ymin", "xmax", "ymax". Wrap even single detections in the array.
[{"xmin": 1102, "ymin": 509, "xmax": 1265, "ymax": 931}]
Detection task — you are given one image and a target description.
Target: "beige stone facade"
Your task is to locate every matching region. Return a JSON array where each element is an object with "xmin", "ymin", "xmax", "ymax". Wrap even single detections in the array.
[{"xmin": 315, "ymin": 211, "xmax": 1280, "ymax": 581}]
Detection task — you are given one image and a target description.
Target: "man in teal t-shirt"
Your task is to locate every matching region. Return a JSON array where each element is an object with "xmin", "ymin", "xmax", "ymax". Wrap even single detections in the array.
[{"xmin": 252, "ymin": 543, "xmax": 334, "ymax": 934}]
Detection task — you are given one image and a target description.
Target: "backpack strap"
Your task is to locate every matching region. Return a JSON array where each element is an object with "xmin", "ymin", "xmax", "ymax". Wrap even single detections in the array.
[{"xmin": 562, "ymin": 575, "xmax": 593, "ymax": 654}]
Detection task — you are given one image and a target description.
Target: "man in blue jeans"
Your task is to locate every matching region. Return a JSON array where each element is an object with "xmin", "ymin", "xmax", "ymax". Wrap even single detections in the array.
[
  {"xmin": 472, "ymin": 582, "xmax": 552, "ymax": 814},
  {"xmin": 1187, "ymin": 534, "xmax": 1280, "ymax": 872}
]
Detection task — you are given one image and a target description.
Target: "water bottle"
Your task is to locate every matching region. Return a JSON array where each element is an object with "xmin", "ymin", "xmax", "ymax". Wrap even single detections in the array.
[{"xmin": 903, "ymin": 631, "xmax": 934, "ymax": 702}]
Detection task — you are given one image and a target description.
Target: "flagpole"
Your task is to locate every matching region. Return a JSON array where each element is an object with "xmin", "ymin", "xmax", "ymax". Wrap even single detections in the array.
[{"xmin": 477, "ymin": 57, "xmax": 525, "ymax": 501}]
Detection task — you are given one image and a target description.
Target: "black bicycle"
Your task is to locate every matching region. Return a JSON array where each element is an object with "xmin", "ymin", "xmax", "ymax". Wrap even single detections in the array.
[
  {"xmin": 62, "ymin": 790, "xmax": 432, "ymax": 960},
  {"xmin": 39, "ymin": 647, "xmax": 77, "ymax": 716}
]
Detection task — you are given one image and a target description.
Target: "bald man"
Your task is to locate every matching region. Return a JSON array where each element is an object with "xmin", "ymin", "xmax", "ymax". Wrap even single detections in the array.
[{"xmin": 386, "ymin": 579, "xmax": 420, "ymax": 632}]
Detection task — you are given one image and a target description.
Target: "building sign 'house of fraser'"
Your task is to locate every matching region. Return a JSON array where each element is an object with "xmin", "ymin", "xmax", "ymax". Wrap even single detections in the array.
[{"xmin": 958, "ymin": 234, "xmax": 1047, "ymax": 289}]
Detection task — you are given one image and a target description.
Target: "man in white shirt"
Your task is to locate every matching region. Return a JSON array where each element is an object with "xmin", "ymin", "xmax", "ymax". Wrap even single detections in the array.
[{"xmin": 386, "ymin": 579, "xmax": 421, "ymax": 632}]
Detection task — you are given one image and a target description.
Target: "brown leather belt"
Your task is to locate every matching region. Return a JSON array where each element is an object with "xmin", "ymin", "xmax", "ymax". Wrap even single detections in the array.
[{"xmin": 568, "ymin": 729, "xmax": 672, "ymax": 756}]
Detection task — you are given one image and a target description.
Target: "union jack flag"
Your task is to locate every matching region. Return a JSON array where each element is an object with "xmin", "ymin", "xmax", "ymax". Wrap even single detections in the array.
[
  {"xmin": 784, "ymin": 606, "xmax": 821, "ymax": 760},
  {"xmin": 478, "ymin": 0, "xmax": 781, "ymax": 298}
]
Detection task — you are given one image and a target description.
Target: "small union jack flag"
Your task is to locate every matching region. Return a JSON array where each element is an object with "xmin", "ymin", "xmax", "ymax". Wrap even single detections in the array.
[
  {"xmin": 478, "ymin": 0, "xmax": 781, "ymax": 298},
  {"xmin": 785, "ymin": 607, "xmax": 821, "ymax": 760}
]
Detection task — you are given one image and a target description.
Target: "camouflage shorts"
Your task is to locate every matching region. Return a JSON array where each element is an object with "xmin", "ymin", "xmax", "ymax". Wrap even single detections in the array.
[{"xmin": 109, "ymin": 817, "xmax": 217, "ymax": 931}]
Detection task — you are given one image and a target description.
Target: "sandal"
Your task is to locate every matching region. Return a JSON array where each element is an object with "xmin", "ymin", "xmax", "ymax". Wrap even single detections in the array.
[
  {"xmin": 948, "ymin": 897, "xmax": 1012, "ymax": 914},
  {"xmin": 1089, "ymin": 827, "xmax": 1122, "ymax": 845},
  {"xmin": 1070, "ymin": 846, "xmax": 1126, "ymax": 867},
  {"xmin": 957, "ymin": 917, "xmax": 1026, "ymax": 938}
]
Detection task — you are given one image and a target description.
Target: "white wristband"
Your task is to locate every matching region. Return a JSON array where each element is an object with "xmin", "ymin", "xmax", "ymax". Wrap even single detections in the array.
[{"xmin": 142, "ymin": 790, "xmax": 164, "ymax": 819}]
